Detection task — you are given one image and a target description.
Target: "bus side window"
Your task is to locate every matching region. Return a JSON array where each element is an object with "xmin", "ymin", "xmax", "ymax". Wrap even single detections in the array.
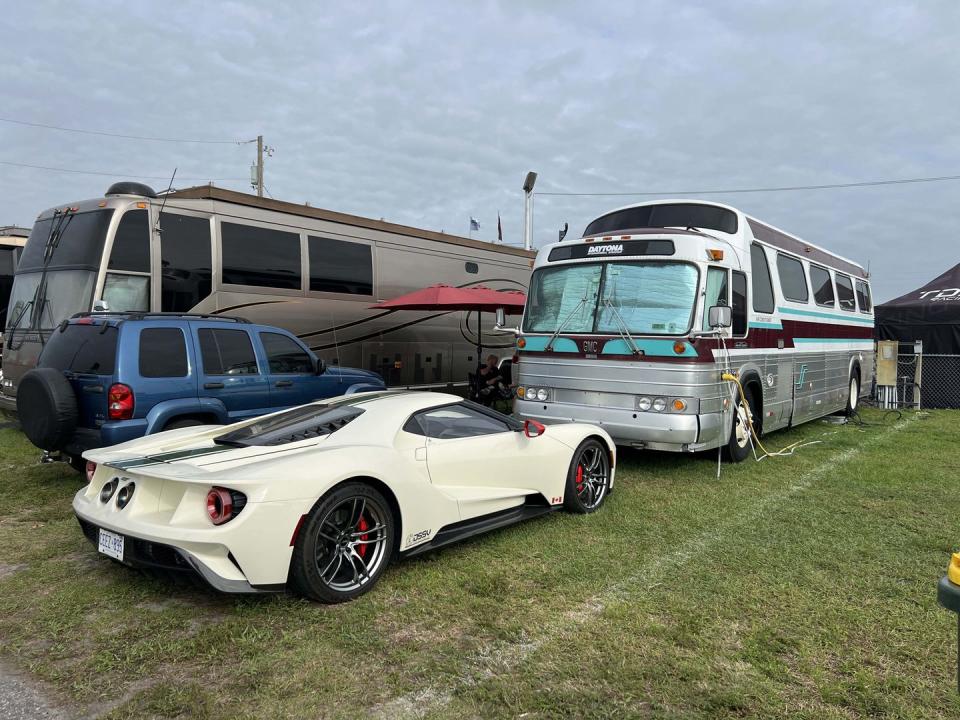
[
  {"xmin": 731, "ymin": 271, "xmax": 747, "ymax": 336},
  {"xmin": 103, "ymin": 209, "xmax": 150, "ymax": 312},
  {"xmin": 703, "ymin": 267, "xmax": 728, "ymax": 331},
  {"xmin": 836, "ymin": 274, "xmax": 856, "ymax": 311},
  {"xmin": 776, "ymin": 254, "xmax": 809, "ymax": 303},
  {"xmin": 749, "ymin": 244, "xmax": 774, "ymax": 313},
  {"xmin": 810, "ymin": 265, "xmax": 835, "ymax": 307},
  {"xmin": 160, "ymin": 213, "xmax": 212, "ymax": 312},
  {"xmin": 855, "ymin": 280, "xmax": 872, "ymax": 313}
]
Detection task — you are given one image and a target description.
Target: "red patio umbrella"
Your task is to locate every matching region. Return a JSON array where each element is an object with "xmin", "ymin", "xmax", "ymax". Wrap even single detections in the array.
[{"xmin": 370, "ymin": 284, "xmax": 526, "ymax": 390}]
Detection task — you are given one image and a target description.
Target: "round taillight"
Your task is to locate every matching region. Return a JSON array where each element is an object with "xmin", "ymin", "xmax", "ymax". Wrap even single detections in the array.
[
  {"xmin": 99, "ymin": 478, "xmax": 118, "ymax": 503},
  {"xmin": 116, "ymin": 482, "xmax": 135, "ymax": 509},
  {"xmin": 207, "ymin": 487, "xmax": 234, "ymax": 525},
  {"xmin": 85, "ymin": 460, "xmax": 97, "ymax": 483}
]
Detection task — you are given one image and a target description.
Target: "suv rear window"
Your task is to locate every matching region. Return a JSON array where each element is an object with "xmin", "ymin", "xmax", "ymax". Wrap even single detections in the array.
[
  {"xmin": 139, "ymin": 328, "xmax": 188, "ymax": 378},
  {"xmin": 39, "ymin": 323, "xmax": 118, "ymax": 375},
  {"xmin": 198, "ymin": 328, "xmax": 259, "ymax": 375}
]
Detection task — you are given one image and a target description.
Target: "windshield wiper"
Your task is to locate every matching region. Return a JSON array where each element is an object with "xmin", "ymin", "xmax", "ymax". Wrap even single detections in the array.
[
  {"xmin": 544, "ymin": 295, "xmax": 590, "ymax": 352},
  {"xmin": 602, "ymin": 298, "xmax": 643, "ymax": 356}
]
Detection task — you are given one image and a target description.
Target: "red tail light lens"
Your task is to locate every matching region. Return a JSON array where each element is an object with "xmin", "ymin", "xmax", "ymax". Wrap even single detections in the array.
[
  {"xmin": 107, "ymin": 383, "xmax": 134, "ymax": 420},
  {"xmin": 85, "ymin": 460, "xmax": 97, "ymax": 483},
  {"xmin": 206, "ymin": 487, "xmax": 246, "ymax": 525}
]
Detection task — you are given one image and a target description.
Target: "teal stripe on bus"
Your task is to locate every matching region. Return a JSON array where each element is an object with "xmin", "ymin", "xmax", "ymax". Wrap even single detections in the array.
[
  {"xmin": 778, "ymin": 306, "xmax": 874, "ymax": 325},
  {"xmin": 518, "ymin": 335, "xmax": 697, "ymax": 357},
  {"xmin": 748, "ymin": 321, "xmax": 783, "ymax": 329}
]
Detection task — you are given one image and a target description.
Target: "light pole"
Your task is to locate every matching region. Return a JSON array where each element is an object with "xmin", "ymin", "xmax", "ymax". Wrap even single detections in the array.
[{"xmin": 522, "ymin": 171, "xmax": 537, "ymax": 251}]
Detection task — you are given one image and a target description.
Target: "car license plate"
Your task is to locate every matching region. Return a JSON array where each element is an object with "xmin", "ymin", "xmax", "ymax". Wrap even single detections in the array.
[{"xmin": 97, "ymin": 528, "xmax": 124, "ymax": 561}]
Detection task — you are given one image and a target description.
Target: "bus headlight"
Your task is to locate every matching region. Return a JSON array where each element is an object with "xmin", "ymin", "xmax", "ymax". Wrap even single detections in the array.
[
  {"xmin": 652, "ymin": 397, "xmax": 667, "ymax": 412},
  {"xmin": 636, "ymin": 396, "xmax": 652, "ymax": 411},
  {"xmin": 536, "ymin": 388, "xmax": 549, "ymax": 402}
]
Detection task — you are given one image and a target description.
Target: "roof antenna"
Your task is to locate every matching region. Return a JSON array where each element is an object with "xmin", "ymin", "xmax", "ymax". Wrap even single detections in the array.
[{"xmin": 155, "ymin": 168, "xmax": 177, "ymax": 234}]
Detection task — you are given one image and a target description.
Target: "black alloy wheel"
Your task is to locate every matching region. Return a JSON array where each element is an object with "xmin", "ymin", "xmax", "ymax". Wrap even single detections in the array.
[{"xmin": 563, "ymin": 438, "xmax": 611, "ymax": 514}]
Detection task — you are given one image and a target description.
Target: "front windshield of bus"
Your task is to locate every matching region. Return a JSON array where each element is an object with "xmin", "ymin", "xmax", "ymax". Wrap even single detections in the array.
[
  {"xmin": 5, "ymin": 270, "xmax": 97, "ymax": 333},
  {"xmin": 523, "ymin": 261, "xmax": 699, "ymax": 336}
]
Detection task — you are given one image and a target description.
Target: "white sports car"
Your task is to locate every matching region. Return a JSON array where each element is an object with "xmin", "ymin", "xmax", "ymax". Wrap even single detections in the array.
[{"xmin": 75, "ymin": 391, "xmax": 616, "ymax": 602}]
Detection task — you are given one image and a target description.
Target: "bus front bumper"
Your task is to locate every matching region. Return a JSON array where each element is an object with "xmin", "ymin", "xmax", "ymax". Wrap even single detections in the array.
[{"xmin": 514, "ymin": 398, "xmax": 724, "ymax": 451}]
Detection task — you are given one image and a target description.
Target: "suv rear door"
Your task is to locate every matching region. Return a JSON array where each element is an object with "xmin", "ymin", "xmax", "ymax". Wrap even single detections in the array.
[
  {"xmin": 37, "ymin": 321, "xmax": 119, "ymax": 429},
  {"xmin": 193, "ymin": 325, "xmax": 270, "ymax": 420},
  {"xmin": 129, "ymin": 324, "xmax": 197, "ymax": 420}
]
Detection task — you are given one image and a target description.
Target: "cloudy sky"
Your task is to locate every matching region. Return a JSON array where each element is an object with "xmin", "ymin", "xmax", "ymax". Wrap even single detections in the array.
[{"xmin": 1, "ymin": 1, "xmax": 957, "ymax": 302}]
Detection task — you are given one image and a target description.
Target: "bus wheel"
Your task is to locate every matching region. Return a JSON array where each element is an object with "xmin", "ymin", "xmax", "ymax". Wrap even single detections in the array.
[
  {"xmin": 844, "ymin": 372, "xmax": 860, "ymax": 416},
  {"xmin": 725, "ymin": 385, "xmax": 755, "ymax": 463}
]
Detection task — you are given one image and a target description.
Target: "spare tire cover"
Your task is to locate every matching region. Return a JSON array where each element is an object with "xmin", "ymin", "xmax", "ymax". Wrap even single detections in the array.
[{"xmin": 16, "ymin": 368, "xmax": 79, "ymax": 450}]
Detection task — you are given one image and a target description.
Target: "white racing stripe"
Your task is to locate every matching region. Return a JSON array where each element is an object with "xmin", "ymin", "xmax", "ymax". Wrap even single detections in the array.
[{"xmin": 372, "ymin": 415, "xmax": 916, "ymax": 719}]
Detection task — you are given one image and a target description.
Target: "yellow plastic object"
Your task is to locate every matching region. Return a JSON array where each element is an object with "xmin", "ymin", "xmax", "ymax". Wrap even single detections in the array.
[{"xmin": 948, "ymin": 553, "xmax": 960, "ymax": 586}]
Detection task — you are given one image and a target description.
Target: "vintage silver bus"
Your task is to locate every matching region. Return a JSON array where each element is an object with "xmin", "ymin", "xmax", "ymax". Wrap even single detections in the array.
[
  {"xmin": 0, "ymin": 182, "xmax": 532, "ymax": 411},
  {"xmin": 510, "ymin": 200, "xmax": 875, "ymax": 460}
]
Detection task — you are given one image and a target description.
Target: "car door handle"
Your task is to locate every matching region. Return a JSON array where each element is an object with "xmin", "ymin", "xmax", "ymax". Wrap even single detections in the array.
[
  {"xmin": 83, "ymin": 385, "xmax": 104, "ymax": 394},
  {"xmin": 203, "ymin": 382, "xmax": 224, "ymax": 389},
  {"xmin": 275, "ymin": 380, "xmax": 293, "ymax": 387}
]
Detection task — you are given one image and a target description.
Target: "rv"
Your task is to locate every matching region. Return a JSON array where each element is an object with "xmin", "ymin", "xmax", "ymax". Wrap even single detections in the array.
[
  {"xmin": 0, "ymin": 225, "xmax": 29, "ymax": 364},
  {"xmin": 0, "ymin": 183, "xmax": 533, "ymax": 411},
  {"xmin": 510, "ymin": 200, "xmax": 875, "ymax": 459}
]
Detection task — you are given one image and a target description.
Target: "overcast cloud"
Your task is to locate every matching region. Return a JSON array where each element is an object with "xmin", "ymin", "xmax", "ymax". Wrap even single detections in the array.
[{"xmin": 1, "ymin": 0, "xmax": 958, "ymax": 301}]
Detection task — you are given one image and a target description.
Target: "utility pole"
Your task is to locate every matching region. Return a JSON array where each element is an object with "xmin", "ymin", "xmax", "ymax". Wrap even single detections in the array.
[{"xmin": 256, "ymin": 135, "xmax": 264, "ymax": 198}]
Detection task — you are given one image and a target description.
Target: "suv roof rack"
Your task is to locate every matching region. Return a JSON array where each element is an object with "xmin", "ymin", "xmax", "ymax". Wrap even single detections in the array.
[{"xmin": 70, "ymin": 312, "xmax": 251, "ymax": 323}]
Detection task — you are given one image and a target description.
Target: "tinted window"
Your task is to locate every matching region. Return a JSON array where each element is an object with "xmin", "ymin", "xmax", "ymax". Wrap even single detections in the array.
[
  {"xmin": 411, "ymin": 404, "xmax": 511, "ymax": 439},
  {"xmin": 732, "ymin": 271, "xmax": 747, "ymax": 336},
  {"xmin": 836, "ymin": 274, "xmax": 856, "ymax": 311},
  {"xmin": 221, "ymin": 222, "xmax": 301, "ymax": 289},
  {"xmin": 160, "ymin": 214, "xmax": 212, "ymax": 312},
  {"xmin": 308, "ymin": 236, "xmax": 373, "ymax": 295},
  {"xmin": 776, "ymin": 254, "xmax": 809, "ymax": 302},
  {"xmin": 810, "ymin": 266, "xmax": 835, "ymax": 307},
  {"xmin": 0, "ymin": 248, "xmax": 15, "ymax": 329},
  {"xmin": 139, "ymin": 328, "xmax": 188, "ymax": 378},
  {"xmin": 750, "ymin": 244, "xmax": 775, "ymax": 313},
  {"xmin": 0, "ymin": 247, "xmax": 16, "ymax": 275},
  {"xmin": 198, "ymin": 328, "xmax": 259, "ymax": 375},
  {"xmin": 108, "ymin": 210, "xmax": 150, "ymax": 272},
  {"xmin": 584, "ymin": 203, "xmax": 737, "ymax": 236},
  {"xmin": 260, "ymin": 332, "xmax": 314, "ymax": 374},
  {"xmin": 17, "ymin": 209, "xmax": 113, "ymax": 271},
  {"xmin": 39, "ymin": 324, "xmax": 117, "ymax": 375},
  {"xmin": 855, "ymin": 280, "xmax": 872, "ymax": 312}
]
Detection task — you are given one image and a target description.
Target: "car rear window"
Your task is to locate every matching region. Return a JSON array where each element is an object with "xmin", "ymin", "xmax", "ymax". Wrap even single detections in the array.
[
  {"xmin": 139, "ymin": 327, "xmax": 188, "ymax": 378},
  {"xmin": 39, "ymin": 323, "xmax": 118, "ymax": 375}
]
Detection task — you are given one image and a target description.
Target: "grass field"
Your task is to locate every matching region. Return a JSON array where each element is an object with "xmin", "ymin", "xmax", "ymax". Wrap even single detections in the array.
[{"xmin": 1, "ymin": 408, "xmax": 959, "ymax": 719}]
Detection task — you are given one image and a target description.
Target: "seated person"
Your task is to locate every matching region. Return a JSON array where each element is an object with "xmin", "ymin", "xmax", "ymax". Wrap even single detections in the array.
[{"xmin": 476, "ymin": 354, "xmax": 510, "ymax": 405}]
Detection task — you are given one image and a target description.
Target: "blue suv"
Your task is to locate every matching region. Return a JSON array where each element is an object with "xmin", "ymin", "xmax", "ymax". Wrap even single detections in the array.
[{"xmin": 16, "ymin": 313, "xmax": 385, "ymax": 470}]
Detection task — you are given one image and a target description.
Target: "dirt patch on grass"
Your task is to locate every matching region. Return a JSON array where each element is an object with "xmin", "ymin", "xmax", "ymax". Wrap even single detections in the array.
[{"xmin": 0, "ymin": 562, "xmax": 27, "ymax": 579}]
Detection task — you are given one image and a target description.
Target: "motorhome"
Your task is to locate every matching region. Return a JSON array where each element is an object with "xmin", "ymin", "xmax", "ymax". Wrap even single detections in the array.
[
  {"xmin": 0, "ymin": 225, "xmax": 29, "ymax": 363},
  {"xmin": 0, "ymin": 183, "xmax": 533, "ymax": 411},
  {"xmin": 510, "ymin": 200, "xmax": 875, "ymax": 459}
]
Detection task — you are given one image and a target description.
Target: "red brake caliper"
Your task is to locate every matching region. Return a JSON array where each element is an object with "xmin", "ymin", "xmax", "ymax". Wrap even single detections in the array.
[
  {"xmin": 576, "ymin": 464, "xmax": 584, "ymax": 493},
  {"xmin": 356, "ymin": 515, "xmax": 369, "ymax": 559}
]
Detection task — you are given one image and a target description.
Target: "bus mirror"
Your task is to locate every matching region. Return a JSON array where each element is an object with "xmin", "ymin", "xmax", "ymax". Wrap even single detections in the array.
[
  {"xmin": 495, "ymin": 308, "xmax": 506, "ymax": 328},
  {"xmin": 708, "ymin": 305, "xmax": 731, "ymax": 329},
  {"xmin": 93, "ymin": 299, "xmax": 110, "ymax": 313}
]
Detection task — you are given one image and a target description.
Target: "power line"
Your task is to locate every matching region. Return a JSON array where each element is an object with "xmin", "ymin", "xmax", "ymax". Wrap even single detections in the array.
[
  {"xmin": 535, "ymin": 173, "xmax": 960, "ymax": 197},
  {"xmin": 0, "ymin": 159, "xmax": 245, "ymax": 182},
  {"xmin": 0, "ymin": 117, "xmax": 255, "ymax": 145}
]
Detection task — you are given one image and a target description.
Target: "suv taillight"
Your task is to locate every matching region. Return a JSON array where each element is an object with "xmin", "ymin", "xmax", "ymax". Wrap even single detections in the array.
[{"xmin": 107, "ymin": 383, "xmax": 134, "ymax": 420}]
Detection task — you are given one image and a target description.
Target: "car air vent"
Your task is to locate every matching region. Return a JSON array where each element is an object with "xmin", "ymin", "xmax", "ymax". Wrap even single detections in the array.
[{"xmin": 214, "ymin": 406, "xmax": 365, "ymax": 447}]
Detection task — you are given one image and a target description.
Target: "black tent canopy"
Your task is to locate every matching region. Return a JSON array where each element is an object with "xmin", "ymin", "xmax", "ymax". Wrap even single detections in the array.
[{"xmin": 875, "ymin": 262, "xmax": 960, "ymax": 353}]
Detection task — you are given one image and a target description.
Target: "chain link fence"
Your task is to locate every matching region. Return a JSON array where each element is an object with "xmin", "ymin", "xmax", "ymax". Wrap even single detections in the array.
[{"xmin": 876, "ymin": 343, "xmax": 960, "ymax": 409}]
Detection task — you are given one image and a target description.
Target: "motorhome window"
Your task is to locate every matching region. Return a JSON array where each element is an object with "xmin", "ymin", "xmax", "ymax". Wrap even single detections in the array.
[
  {"xmin": 732, "ymin": 271, "xmax": 747, "ymax": 336},
  {"xmin": 160, "ymin": 213, "xmax": 212, "ymax": 312},
  {"xmin": 548, "ymin": 239, "xmax": 675, "ymax": 261},
  {"xmin": 0, "ymin": 247, "xmax": 16, "ymax": 275},
  {"xmin": 221, "ymin": 222, "xmax": 301, "ymax": 290},
  {"xmin": 855, "ymin": 280, "xmax": 872, "ymax": 312},
  {"xmin": 465, "ymin": 262, "xmax": 478, "ymax": 274},
  {"xmin": 583, "ymin": 204, "xmax": 737, "ymax": 237},
  {"xmin": 39, "ymin": 324, "xmax": 117, "ymax": 375},
  {"xmin": 17, "ymin": 209, "xmax": 113, "ymax": 271},
  {"xmin": 0, "ymin": 248, "xmax": 15, "ymax": 329},
  {"xmin": 750, "ymin": 244, "xmax": 775, "ymax": 313},
  {"xmin": 260, "ymin": 332, "xmax": 314, "ymax": 374},
  {"xmin": 703, "ymin": 267, "xmax": 728, "ymax": 331},
  {"xmin": 108, "ymin": 210, "xmax": 150, "ymax": 273},
  {"xmin": 307, "ymin": 236, "xmax": 373, "ymax": 295},
  {"xmin": 198, "ymin": 328, "xmax": 259, "ymax": 375},
  {"xmin": 4, "ymin": 270, "xmax": 97, "ymax": 332},
  {"xmin": 836, "ymin": 274, "xmax": 856, "ymax": 311},
  {"xmin": 776, "ymin": 254, "xmax": 809, "ymax": 302},
  {"xmin": 139, "ymin": 328, "xmax": 188, "ymax": 378},
  {"xmin": 102, "ymin": 274, "xmax": 149, "ymax": 312},
  {"xmin": 810, "ymin": 265, "xmax": 835, "ymax": 307}
]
